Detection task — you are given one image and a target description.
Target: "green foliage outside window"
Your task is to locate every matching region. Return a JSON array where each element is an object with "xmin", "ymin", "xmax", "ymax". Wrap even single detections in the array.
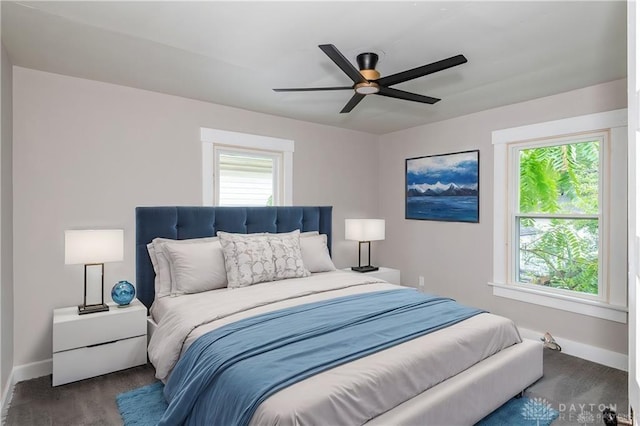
[{"xmin": 518, "ymin": 140, "xmax": 600, "ymax": 295}]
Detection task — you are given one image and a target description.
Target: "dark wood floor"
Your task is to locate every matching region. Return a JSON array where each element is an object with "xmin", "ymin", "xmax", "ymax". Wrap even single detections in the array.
[{"xmin": 3, "ymin": 349, "xmax": 628, "ymax": 425}]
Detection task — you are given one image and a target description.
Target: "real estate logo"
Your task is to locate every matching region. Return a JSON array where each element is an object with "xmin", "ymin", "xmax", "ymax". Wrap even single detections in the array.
[{"xmin": 521, "ymin": 397, "xmax": 557, "ymax": 425}]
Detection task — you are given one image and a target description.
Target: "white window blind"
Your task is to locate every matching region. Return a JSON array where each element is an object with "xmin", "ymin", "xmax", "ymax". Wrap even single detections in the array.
[{"xmin": 215, "ymin": 149, "xmax": 281, "ymax": 206}]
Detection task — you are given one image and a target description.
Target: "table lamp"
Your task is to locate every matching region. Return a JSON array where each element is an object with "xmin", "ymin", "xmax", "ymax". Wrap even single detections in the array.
[
  {"xmin": 65, "ymin": 229, "xmax": 124, "ymax": 315},
  {"xmin": 345, "ymin": 219, "xmax": 385, "ymax": 273}
]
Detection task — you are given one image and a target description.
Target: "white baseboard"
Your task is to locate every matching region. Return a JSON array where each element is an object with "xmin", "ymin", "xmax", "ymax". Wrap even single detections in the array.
[
  {"xmin": 0, "ymin": 358, "xmax": 52, "ymax": 419},
  {"xmin": 518, "ymin": 327, "xmax": 628, "ymax": 371},
  {"xmin": 0, "ymin": 369, "xmax": 14, "ymax": 422},
  {"xmin": 12, "ymin": 358, "xmax": 52, "ymax": 384}
]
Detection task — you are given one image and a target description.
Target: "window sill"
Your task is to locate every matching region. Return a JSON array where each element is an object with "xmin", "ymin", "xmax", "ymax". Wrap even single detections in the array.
[{"xmin": 488, "ymin": 281, "xmax": 628, "ymax": 323}]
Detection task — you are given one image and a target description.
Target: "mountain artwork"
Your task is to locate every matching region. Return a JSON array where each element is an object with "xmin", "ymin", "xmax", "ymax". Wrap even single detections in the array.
[{"xmin": 405, "ymin": 150, "xmax": 479, "ymax": 222}]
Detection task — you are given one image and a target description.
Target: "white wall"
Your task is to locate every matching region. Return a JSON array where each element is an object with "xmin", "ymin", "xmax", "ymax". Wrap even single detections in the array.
[
  {"xmin": 9, "ymin": 65, "xmax": 630, "ymax": 369},
  {"xmin": 1, "ymin": 43, "xmax": 14, "ymax": 401},
  {"xmin": 377, "ymin": 79, "xmax": 629, "ymax": 355},
  {"xmin": 12, "ymin": 67, "xmax": 379, "ymax": 366}
]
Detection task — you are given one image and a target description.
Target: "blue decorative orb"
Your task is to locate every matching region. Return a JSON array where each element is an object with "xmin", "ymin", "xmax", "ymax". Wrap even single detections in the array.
[{"xmin": 111, "ymin": 280, "xmax": 135, "ymax": 306}]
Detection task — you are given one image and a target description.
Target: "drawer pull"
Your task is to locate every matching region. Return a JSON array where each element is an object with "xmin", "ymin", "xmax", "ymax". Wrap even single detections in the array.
[{"xmin": 86, "ymin": 340, "xmax": 118, "ymax": 348}]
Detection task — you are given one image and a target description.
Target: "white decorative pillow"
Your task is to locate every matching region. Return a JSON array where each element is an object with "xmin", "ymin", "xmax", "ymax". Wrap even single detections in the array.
[
  {"xmin": 300, "ymin": 234, "xmax": 336, "ymax": 273},
  {"xmin": 218, "ymin": 230, "xmax": 310, "ymax": 288},
  {"xmin": 218, "ymin": 232, "xmax": 276, "ymax": 288},
  {"xmin": 148, "ymin": 236, "xmax": 218, "ymax": 298},
  {"xmin": 268, "ymin": 231, "xmax": 311, "ymax": 280},
  {"xmin": 160, "ymin": 239, "xmax": 227, "ymax": 295}
]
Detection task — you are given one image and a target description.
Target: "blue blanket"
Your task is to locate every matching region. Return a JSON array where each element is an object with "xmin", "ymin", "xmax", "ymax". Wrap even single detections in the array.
[{"xmin": 159, "ymin": 289, "xmax": 485, "ymax": 426}]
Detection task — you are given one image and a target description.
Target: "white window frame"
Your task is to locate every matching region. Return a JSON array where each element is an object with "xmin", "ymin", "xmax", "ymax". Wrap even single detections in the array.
[
  {"xmin": 201, "ymin": 128, "xmax": 293, "ymax": 206},
  {"xmin": 491, "ymin": 109, "xmax": 628, "ymax": 323}
]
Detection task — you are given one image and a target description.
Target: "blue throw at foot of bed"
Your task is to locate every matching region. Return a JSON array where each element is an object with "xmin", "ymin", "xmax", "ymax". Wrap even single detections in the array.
[{"xmin": 159, "ymin": 288, "xmax": 485, "ymax": 426}]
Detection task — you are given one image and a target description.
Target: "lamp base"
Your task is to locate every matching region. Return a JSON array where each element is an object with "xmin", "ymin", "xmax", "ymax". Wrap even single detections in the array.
[
  {"xmin": 351, "ymin": 265, "xmax": 379, "ymax": 273},
  {"xmin": 78, "ymin": 303, "xmax": 110, "ymax": 315}
]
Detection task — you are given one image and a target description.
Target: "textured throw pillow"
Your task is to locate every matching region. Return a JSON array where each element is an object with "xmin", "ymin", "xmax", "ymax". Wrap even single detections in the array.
[
  {"xmin": 160, "ymin": 239, "xmax": 227, "ymax": 295},
  {"xmin": 300, "ymin": 234, "xmax": 336, "ymax": 273},
  {"xmin": 268, "ymin": 231, "xmax": 311, "ymax": 280},
  {"xmin": 218, "ymin": 232, "xmax": 276, "ymax": 288},
  {"xmin": 218, "ymin": 230, "xmax": 310, "ymax": 288},
  {"xmin": 148, "ymin": 236, "xmax": 218, "ymax": 298}
]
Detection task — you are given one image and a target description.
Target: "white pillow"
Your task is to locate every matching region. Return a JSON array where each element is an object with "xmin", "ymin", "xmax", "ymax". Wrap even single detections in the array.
[
  {"xmin": 268, "ymin": 231, "xmax": 311, "ymax": 281},
  {"xmin": 147, "ymin": 236, "xmax": 218, "ymax": 298},
  {"xmin": 300, "ymin": 234, "xmax": 336, "ymax": 273},
  {"xmin": 218, "ymin": 231, "xmax": 276, "ymax": 288},
  {"xmin": 147, "ymin": 243, "xmax": 170, "ymax": 298},
  {"xmin": 218, "ymin": 230, "xmax": 310, "ymax": 288},
  {"xmin": 160, "ymin": 239, "xmax": 227, "ymax": 295}
]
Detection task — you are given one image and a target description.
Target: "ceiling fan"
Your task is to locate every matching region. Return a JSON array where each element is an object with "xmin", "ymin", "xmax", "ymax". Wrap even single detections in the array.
[{"xmin": 273, "ymin": 44, "xmax": 467, "ymax": 114}]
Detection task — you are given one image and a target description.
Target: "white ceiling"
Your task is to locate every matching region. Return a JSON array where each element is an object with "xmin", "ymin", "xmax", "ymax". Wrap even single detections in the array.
[{"xmin": 1, "ymin": 1, "xmax": 627, "ymax": 135}]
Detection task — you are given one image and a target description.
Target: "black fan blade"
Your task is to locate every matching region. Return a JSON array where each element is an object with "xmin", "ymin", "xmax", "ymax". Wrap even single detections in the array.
[
  {"xmin": 273, "ymin": 86, "xmax": 352, "ymax": 92},
  {"xmin": 376, "ymin": 54, "xmax": 467, "ymax": 87},
  {"xmin": 340, "ymin": 93, "xmax": 365, "ymax": 113},
  {"xmin": 319, "ymin": 44, "xmax": 367, "ymax": 85},
  {"xmin": 377, "ymin": 86, "xmax": 440, "ymax": 104}
]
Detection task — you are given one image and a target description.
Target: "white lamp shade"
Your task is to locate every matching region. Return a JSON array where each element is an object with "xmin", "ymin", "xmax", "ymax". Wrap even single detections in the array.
[
  {"xmin": 345, "ymin": 219, "xmax": 385, "ymax": 242},
  {"xmin": 64, "ymin": 229, "xmax": 124, "ymax": 265}
]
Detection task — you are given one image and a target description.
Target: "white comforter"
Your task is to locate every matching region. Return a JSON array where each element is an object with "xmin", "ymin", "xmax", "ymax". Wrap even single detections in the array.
[{"xmin": 148, "ymin": 270, "xmax": 522, "ymax": 425}]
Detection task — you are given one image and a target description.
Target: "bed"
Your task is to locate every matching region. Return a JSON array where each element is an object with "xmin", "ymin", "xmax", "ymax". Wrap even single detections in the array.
[{"xmin": 136, "ymin": 206, "xmax": 543, "ymax": 425}]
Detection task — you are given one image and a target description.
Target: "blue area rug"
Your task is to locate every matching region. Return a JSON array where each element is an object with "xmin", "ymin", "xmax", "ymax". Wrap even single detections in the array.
[
  {"xmin": 116, "ymin": 382, "xmax": 167, "ymax": 426},
  {"xmin": 117, "ymin": 382, "xmax": 558, "ymax": 426},
  {"xmin": 477, "ymin": 397, "xmax": 559, "ymax": 426}
]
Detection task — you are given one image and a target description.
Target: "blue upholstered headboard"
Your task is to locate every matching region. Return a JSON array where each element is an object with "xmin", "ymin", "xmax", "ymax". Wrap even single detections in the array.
[{"xmin": 135, "ymin": 206, "xmax": 333, "ymax": 310}]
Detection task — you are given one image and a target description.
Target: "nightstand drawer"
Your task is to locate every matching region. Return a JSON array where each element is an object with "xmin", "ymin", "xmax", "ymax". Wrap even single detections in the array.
[
  {"xmin": 52, "ymin": 335, "xmax": 146, "ymax": 386},
  {"xmin": 53, "ymin": 302, "xmax": 146, "ymax": 352}
]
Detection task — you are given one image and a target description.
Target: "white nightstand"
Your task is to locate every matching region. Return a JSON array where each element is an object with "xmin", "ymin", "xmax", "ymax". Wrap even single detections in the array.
[
  {"xmin": 52, "ymin": 299, "xmax": 147, "ymax": 386},
  {"xmin": 342, "ymin": 267, "xmax": 401, "ymax": 285}
]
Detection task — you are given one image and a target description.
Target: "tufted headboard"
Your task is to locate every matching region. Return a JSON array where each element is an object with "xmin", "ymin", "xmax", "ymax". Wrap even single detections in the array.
[{"xmin": 135, "ymin": 206, "xmax": 333, "ymax": 310}]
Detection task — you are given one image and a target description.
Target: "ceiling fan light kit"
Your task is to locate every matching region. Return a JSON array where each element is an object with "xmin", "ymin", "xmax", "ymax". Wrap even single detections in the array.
[
  {"xmin": 274, "ymin": 44, "xmax": 467, "ymax": 113},
  {"xmin": 354, "ymin": 82, "xmax": 380, "ymax": 95}
]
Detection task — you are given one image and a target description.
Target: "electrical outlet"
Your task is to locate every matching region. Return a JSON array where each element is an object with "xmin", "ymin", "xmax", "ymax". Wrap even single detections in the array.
[{"xmin": 418, "ymin": 276, "xmax": 425, "ymax": 288}]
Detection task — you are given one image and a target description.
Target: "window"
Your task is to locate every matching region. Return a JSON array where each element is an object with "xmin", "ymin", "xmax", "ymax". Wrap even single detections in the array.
[
  {"xmin": 491, "ymin": 110, "xmax": 628, "ymax": 323},
  {"xmin": 215, "ymin": 148, "xmax": 281, "ymax": 206},
  {"xmin": 513, "ymin": 135, "xmax": 603, "ymax": 298},
  {"xmin": 201, "ymin": 128, "xmax": 293, "ymax": 206}
]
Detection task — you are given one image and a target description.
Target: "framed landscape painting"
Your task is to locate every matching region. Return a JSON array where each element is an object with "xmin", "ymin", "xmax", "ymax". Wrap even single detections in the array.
[{"xmin": 405, "ymin": 150, "xmax": 479, "ymax": 223}]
